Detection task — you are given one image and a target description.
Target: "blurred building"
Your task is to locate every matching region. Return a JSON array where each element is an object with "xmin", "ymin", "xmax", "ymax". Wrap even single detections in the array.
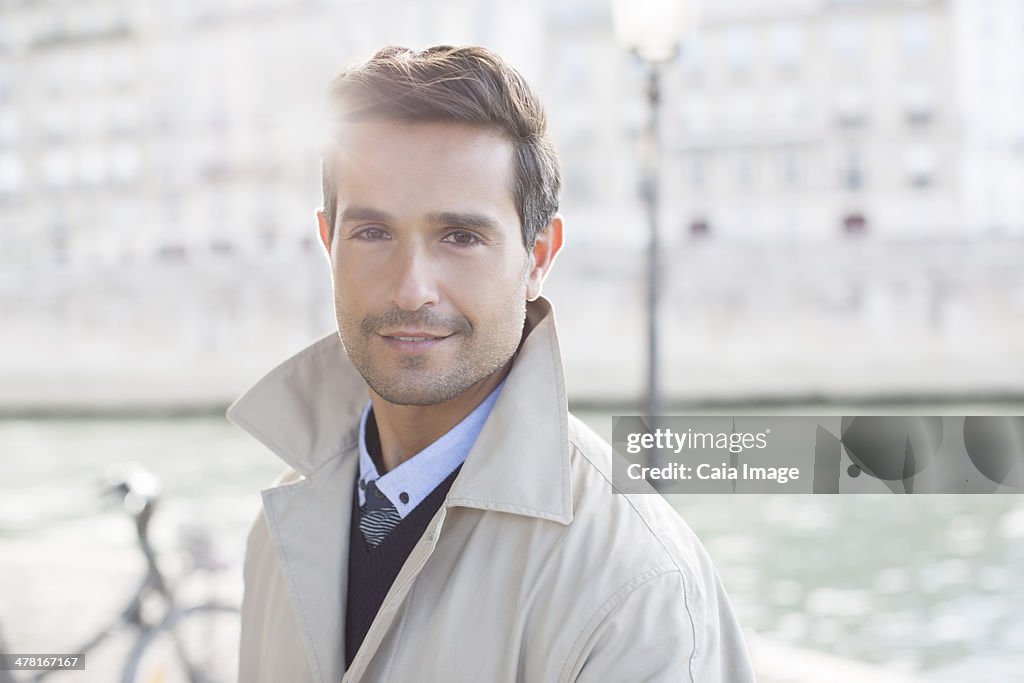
[
  {"xmin": 1, "ymin": 0, "xmax": 1022, "ymax": 406},
  {"xmin": 3, "ymin": 0, "xmax": 1024, "ymax": 264},
  {"xmin": 556, "ymin": 0, "xmax": 1024, "ymax": 245}
]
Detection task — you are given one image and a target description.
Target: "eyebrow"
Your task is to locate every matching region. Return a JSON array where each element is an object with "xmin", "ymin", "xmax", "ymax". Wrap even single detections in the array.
[
  {"xmin": 427, "ymin": 211, "xmax": 501, "ymax": 232},
  {"xmin": 339, "ymin": 206, "xmax": 395, "ymax": 224},
  {"xmin": 339, "ymin": 207, "xmax": 501, "ymax": 232}
]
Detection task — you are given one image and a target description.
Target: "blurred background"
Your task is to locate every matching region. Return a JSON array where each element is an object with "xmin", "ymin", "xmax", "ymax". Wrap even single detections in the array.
[{"xmin": 2, "ymin": 0, "xmax": 1023, "ymax": 680}]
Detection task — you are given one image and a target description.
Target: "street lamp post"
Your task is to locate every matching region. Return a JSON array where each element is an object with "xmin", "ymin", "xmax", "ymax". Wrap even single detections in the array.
[
  {"xmin": 640, "ymin": 63, "xmax": 665, "ymax": 421},
  {"xmin": 610, "ymin": 0, "xmax": 701, "ymax": 419}
]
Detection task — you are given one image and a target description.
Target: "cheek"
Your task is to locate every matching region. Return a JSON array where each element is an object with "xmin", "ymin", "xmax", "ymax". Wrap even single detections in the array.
[
  {"xmin": 460, "ymin": 273, "xmax": 529, "ymax": 327},
  {"xmin": 331, "ymin": 272, "xmax": 369, "ymax": 328},
  {"xmin": 332, "ymin": 258, "xmax": 377, "ymax": 299}
]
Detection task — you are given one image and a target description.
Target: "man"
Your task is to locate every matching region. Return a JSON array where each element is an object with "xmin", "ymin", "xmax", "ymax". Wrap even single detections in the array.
[{"xmin": 229, "ymin": 45, "xmax": 754, "ymax": 682}]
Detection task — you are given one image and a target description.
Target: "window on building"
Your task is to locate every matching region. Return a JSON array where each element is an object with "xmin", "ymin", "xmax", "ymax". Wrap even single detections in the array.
[
  {"xmin": 566, "ymin": 167, "xmax": 593, "ymax": 200},
  {"xmin": 0, "ymin": 107, "xmax": 17, "ymax": 144},
  {"xmin": 681, "ymin": 37, "xmax": 705, "ymax": 79},
  {"xmin": 51, "ymin": 220, "xmax": 69, "ymax": 265},
  {"xmin": 735, "ymin": 152, "xmax": 755, "ymax": 188},
  {"xmin": 843, "ymin": 212, "xmax": 868, "ymax": 235},
  {"xmin": 45, "ymin": 60, "xmax": 68, "ymax": 99},
  {"xmin": 42, "ymin": 148, "xmax": 74, "ymax": 188},
  {"xmin": 156, "ymin": 244, "xmax": 188, "ymax": 262},
  {"xmin": 771, "ymin": 22, "xmax": 805, "ymax": 72},
  {"xmin": 689, "ymin": 218, "xmax": 710, "ymax": 238},
  {"xmin": 780, "ymin": 149, "xmax": 800, "ymax": 186},
  {"xmin": 78, "ymin": 145, "xmax": 106, "ymax": 186},
  {"xmin": 109, "ymin": 97, "xmax": 139, "ymax": 133},
  {"xmin": 830, "ymin": 18, "xmax": 865, "ymax": 63},
  {"xmin": 725, "ymin": 94, "xmax": 754, "ymax": 130},
  {"xmin": 552, "ymin": 0, "xmax": 592, "ymax": 25},
  {"xmin": 108, "ymin": 51, "xmax": 137, "ymax": 89},
  {"xmin": 260, "ymin": 229, "xmax": 277, "ymax": 250},
  {"xmin": 836, "ymin": 87, "xmax": 868, "ymax": 127},
  {"xmin": 109, "ymin": 143, "xmax": 140, "ymax": 185},
  {"xmin": 78, "ymin": 53, "xmax": 105, "ymax": 92},
  {"xmin": 900, "ymin": 13, "xmax": 932, "ymax": 59},
  {"xmin": 80, "ymin": 101, "xmax": 105, "ymax": 137},
  {"xmin": 843, "ymin": 149, "xmax": 864, "ymax": 190},
  {"xmin": 904, "ymin": 82, "xmax": 935, "ymax": 126},
  {"xmin": 41, "ymin": 108, "xmax": 73, "ymax": 141},
  {"xmin": 0, "ymin": 152, "xmax": 23, "ymax": 194},
  {"xmin": 689, "ymin": 154, "xmax": 706, "ymax": 188},
  {"xmin": 554, "ymin": 44, "xmax": 588, "ymax": 94},
  {"xmin": 211, "ymin": 239, "xmax": 233, "ymax": 256},
  {"xmin": 682, "ymin": 96, "xmax": 712, "ymax": 133},
  {"xmin": 773, "ymin": 89, "xmax": 806, "ymax": 127},
  {"xmin": 905, "ymin": 144, "xmax": 937, "ymax": 187},
  {"xmin": 724, "ymin": 26, "xmax": 754, "ymax": 75}
]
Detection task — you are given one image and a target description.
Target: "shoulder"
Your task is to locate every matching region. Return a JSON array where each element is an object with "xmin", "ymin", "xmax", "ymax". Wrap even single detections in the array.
[
  {"xmin": 243, "ymin": 465, "xmax": 306, "ymax": 569},
  {"xmin": 562, "ymin": 413, "xmax": 723, "ymax": 624},
  {"xmin": 558, "ymin": 414, "xmax": 754, "ymax": 681},
  {"xmin": 564, "ymin": 413, "xmax": 710, "ymax": 580},
  {"xmin": 244, "ymin": 467, "xmax": 300, "ymax": 562}
]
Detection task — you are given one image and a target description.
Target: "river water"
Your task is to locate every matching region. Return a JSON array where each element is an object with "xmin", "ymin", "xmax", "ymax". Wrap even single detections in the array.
[{"xmin": 1, "ymin": 413, "xmax": 1022, "ymax": 681}]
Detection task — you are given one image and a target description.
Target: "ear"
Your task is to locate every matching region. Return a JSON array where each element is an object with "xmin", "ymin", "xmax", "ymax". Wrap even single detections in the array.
[
  {"xmin": 316, "ymin": 210, "xmax": 332, "ymax": 254},
  {"xmin": 525, "ymin": 215, "xmax": 564, "ymax": 302}
]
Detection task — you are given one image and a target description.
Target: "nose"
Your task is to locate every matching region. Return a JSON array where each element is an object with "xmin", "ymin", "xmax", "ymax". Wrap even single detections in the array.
[{"xmin": 388, "ymin": 243, "xmax": 440, "ymax": 311}]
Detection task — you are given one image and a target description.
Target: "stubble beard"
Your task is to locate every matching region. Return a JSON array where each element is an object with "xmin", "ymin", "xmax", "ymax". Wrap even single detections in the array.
[{"xmin": 336, "ymin": 296, "xmax": 528, "ymax": 407}]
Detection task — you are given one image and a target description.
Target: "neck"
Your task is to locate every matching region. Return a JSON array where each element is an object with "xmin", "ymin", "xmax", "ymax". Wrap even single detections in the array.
[{"xmin": 369, "ymin": 362, "xmax": 511, "ymax": 473}]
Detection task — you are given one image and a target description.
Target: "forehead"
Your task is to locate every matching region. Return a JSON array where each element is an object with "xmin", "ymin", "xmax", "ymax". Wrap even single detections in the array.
[{"xmin": 329, "ymin": 121, "xmax": 518, "ymax": 218}]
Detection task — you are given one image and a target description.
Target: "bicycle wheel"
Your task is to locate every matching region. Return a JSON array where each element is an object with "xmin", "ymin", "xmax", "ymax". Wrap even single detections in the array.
[{"xmin": 122, "ymin": 603, "xmax": 239, "ymax": 683}]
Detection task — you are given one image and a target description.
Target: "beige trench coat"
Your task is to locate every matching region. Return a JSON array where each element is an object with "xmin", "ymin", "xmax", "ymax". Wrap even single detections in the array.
[{"xmin": 228, "ymin": 299, "xmax": 755, "ymax": 682}]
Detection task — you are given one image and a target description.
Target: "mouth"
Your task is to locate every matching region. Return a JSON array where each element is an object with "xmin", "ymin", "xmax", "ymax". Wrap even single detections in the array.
[
  {"xmin": 380, "ymin": 330, "xmax": 453, "ymax": 341},
  {"xmin": 378, "ymin": 331, "xmax": 455, "ymax": 351},
  {"xmin": 387, "ymin": 335, "xmax": 444, "ymax": 342}
]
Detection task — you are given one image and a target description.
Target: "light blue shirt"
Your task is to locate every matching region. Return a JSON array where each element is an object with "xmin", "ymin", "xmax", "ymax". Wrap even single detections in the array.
[{"xmin": 357, "ymin": 380, "xmax": 505, "ymax": 518}]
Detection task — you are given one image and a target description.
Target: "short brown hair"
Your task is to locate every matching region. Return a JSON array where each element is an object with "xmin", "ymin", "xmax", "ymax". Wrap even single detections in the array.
[{"xmin": 321, "ymin": 45, "xmax": 561, "ymax": 249}]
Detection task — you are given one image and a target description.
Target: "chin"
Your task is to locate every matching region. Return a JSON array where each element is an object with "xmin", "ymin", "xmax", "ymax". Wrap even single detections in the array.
[{"xmin": 373, "ymin": 387, "xmax": 461, "ymax": 407}]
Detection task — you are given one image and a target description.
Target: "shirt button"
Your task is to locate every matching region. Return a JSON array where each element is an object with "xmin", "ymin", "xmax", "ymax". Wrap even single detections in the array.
[
  {"xmin": 373, "ymin": 487, "xmax": 384, "ymax": 499},
  {"xmin": 359, "ymin": 479, "xmax": 366, "ymax": 490},
  {"xmin": 399, "ymin": 492, "xmax": 409, "ymax": 504}
]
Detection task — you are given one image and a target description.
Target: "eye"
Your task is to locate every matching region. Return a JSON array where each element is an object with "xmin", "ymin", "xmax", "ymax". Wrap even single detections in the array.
[
  {"xmin": 443, "ymin": 230, "xmax": 482, "ymax": 247},
  {"xmin": 353, "ymin": 226, "xmax": 390, "ymax": 241}
]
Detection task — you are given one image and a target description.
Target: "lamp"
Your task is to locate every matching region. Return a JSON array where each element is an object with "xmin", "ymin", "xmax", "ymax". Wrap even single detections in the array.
[
  {"xmin": 610, "ymin": 0, "xmax": 701, "ymax": 63},
  {"xmin": 610, "ymin": 0, "xmax": 701, "ymax": 419}
]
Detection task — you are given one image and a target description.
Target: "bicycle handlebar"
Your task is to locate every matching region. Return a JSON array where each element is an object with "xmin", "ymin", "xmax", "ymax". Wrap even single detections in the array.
[
  {"xmin": 101, "ymin": 463, "xmax": 170, "ymax": 593},
  {"xmin": 103, "ymin": 463, "xmax": 162, "ymax": 516}
]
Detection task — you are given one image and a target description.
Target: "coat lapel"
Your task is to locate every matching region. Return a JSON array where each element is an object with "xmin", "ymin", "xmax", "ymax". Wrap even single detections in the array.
[
  {"xmin": 345, "ymin": 299, "xmax": 575, "ymax": 678},
  {"xmin": 446, "ymin": 299, "xmax": 573, "ymax": 524},
  {"xmin": 341, "ymin": 504, "xmax": 449, "ymax": 681},
  {"xmin": 228, "ymin": 332, "xmax": 368, "ymax": 682},
  {"xmin": 261, "ymin": 449, "xmax": 357, "ymax": 683},
  {"xmin": 229, "ymin": 297, "xmax": 575, "ymax": 681}
]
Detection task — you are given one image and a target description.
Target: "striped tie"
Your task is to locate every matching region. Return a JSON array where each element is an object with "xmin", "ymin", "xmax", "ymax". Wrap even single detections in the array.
[{"xmin": 358, "ymin": 479, "xmax": 402, "ymax": 547}]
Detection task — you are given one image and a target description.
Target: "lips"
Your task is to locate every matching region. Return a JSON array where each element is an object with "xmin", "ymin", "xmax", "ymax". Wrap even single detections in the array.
[
  {"xmin": 377, "ymin": 330, "xmax": 455, "ymax": 353},
  {"xmin": 379, "ymin": 330, "xmax": 452, "ymax": 342}
]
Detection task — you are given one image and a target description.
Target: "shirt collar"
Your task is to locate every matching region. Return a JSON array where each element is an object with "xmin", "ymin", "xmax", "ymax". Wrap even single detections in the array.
[
  {"xmin": 356, "ymin": 379, "xmax": 505, "ymax": 517},
  {"xmin": 226, "ymin": 297, "xmax": 572, "ymax": 525}
]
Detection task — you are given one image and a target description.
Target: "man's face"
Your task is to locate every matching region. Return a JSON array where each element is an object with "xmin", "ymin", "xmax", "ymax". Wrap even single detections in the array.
[{"xmin": 318, "ymin": 121, "xmax": 558, "ymax": 406}]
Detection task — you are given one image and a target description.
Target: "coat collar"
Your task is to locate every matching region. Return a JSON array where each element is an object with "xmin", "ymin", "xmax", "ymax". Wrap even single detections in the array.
[
  {"xmin": 228, "ymin": 298, "xmax": 572, "ymax": 681},
  {"xmin": 227, "ymin": 296, "xmax": 574, "ymax": 524}
]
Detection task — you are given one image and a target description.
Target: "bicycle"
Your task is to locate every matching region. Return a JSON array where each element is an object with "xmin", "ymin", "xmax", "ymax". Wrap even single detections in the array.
[{"xmin": 4, "ymin": 463, "xmax": 240, "ymax": 683}]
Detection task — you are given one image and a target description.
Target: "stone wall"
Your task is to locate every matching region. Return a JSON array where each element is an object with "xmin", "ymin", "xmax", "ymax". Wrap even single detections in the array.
[{"xmin": 4, "ymin": 239, "xmax": 1023, "ymax": 409}]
